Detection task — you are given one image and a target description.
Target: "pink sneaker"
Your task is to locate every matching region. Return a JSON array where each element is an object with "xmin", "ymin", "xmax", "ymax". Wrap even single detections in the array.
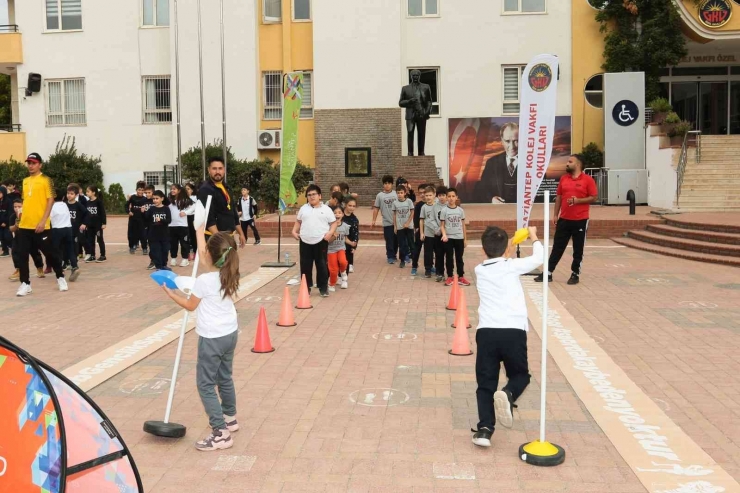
[
  {"xmin": 444, "ymin": 277, "xmax": 454, "ymax": 286},
  {"xmin": 458, "ymin": 277, "xmax": 471, "ymax": 286}
]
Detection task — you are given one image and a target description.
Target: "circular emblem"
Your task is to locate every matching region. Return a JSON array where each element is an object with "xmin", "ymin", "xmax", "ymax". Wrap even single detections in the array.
[
  {"xmin": 612, "ymin": 100, "xmax": 639, "ymax": 127},
  {"xmin": 699, "ymin": 0, "xmax": 732, "ymax": 28},
  {"xmin": 528, "ymin": 63, "xmax": 553, "ymax": 92}
]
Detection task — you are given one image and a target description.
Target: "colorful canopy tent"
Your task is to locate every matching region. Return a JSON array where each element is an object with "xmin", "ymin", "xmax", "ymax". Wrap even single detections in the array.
[{"xmin": 0, "ymin": 336, "xmax": 143, "ymax": 493}]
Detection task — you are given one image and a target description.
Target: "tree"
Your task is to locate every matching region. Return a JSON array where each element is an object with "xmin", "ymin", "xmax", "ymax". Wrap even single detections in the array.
[
  {"xmin": 594, "ymin": 0, "xmax": 688, "ymax": 102},
  {"xmin": 179, "ymin": 139, "xmax": 237, "ymax": 185},
  {"xmin": 44, "ymin": 135, "xmax": 104, "ymax": 191},
  {"xmin": 0, "ymin": 74, "xmax": 10, "ymax": 126},
  {"xmin": 107, "ymin": 183, "xmax": 127, "ymax": 214}
]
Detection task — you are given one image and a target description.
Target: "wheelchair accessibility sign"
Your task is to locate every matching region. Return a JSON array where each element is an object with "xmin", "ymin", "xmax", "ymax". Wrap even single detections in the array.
[{"xmin": 612, "ymin": 100, "xmax": 639, "ymax": 127}]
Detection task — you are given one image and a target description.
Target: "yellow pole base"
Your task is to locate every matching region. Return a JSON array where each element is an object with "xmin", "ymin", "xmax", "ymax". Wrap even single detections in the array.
[{"xmin": 519, "ymin": 440, "xmax": 566, "ymax": 467}]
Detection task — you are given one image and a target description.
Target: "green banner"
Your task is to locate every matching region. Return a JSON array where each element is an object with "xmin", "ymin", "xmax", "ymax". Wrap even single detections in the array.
[{"xmin": 278, "ymin": 72, "xmax": 303, "ymax": 213}]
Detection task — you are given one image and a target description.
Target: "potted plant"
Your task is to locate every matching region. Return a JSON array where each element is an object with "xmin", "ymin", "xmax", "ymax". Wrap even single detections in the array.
[
  {"xmin": 649, "ymin": 97, "xmax": 673, "ymax": 124},
  {"xmin": 668, "ymin": 120, "xmax": 691, "ymax": 146},
  {"xmin": 662, "ymin": 111, "xmax": 681, "ymax": 136}
]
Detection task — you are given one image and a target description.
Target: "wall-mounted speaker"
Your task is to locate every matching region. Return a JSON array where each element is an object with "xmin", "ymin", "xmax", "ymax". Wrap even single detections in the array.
[{"xmin": 25, "ymin": 73, "xmax": 42, "ymax": 97}]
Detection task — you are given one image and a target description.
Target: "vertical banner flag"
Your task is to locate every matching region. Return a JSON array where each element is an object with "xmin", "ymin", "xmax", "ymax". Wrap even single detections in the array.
[
  {"xmin": 278, "ymin": 72, "xmax": 304, "ymax": 213},
  {"xmin": 517, "ymin": 54, "xmax": 559, "ymax": 229}
]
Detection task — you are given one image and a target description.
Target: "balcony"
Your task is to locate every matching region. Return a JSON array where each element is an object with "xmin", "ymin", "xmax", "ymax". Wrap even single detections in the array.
[
  {"xmin": 0, "ymin": 25, "xmax": 23, "ymax": 70},
  {"xmin": 0, "ymin": 125, "xmax": 27, "ymax": 162}
]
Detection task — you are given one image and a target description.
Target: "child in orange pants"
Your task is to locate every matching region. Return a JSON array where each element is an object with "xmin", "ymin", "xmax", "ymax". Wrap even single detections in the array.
[{"xmin": 327, "ymin": 206, "xmax": 355, "ymax": 291}]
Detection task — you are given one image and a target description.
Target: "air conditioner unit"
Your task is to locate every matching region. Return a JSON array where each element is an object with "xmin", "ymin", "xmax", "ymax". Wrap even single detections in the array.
[{"xmin": 257, "ymin": 129, "xmax": 281, "ymax": 150}]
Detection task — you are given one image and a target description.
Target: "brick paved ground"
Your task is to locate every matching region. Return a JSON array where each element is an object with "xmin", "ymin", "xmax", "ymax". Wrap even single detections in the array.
[{"xmin": 3, "ymin": 221, "xmax": 740, "ymax": 492}]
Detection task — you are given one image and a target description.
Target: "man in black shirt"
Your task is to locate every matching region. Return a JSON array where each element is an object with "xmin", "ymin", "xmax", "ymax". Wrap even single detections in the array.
[{"xmin": 197, "ymin": 157, "xmax": 246, "ymax": 248}]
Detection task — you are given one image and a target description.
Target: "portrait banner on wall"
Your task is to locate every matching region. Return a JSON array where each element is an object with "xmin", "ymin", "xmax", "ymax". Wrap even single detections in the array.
[{"xmin": 447, "ymin": 116, "xmax": 571, "ymax": 206}]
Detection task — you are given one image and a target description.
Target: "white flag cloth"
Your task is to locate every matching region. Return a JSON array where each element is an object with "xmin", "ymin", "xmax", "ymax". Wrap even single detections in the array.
[{"xmin": 517, "ymin": 54, "xmax": 560, "ymax": 229}]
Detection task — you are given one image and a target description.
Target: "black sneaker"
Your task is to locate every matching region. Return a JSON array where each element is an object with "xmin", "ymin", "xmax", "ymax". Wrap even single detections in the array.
[
  {"xmin": 399, "ymin": 261, "xmax": 406, "ymax": 268},
  {"xmin": 0, "ymin": 252, "xmax": 9, "ymax": 258},
  {"xmin": 146, "ymin": 262, "xmax": 156, "ymax": 270},
  {"xmin": 494, "ymin": 389, "xmax": 515, "ymax": 429},
  {"xmin": 129, "ymin": 248, "xmax": 135, "ymax": 255},
  {"xmin": 85, "ymin": 256, "xmax": 96, "ymax": 263},
  {"xmin": 319, "ymin": 291, "xmax": 329, "ymax": 298},
  {"xmin": 142, "ymin": 249, "xmax": 149, "ymax": 255},
  {"xmin": 435, "ymin": 275, "xmax": 444, "ymax": 282},
  {"xmin": 96, "ymin": 256, "xmax": 107, "ymax": 263},
  {"xmin": 424, "ymin": 271, "xmax": 432, "ymax": 278},
  {"xmin": 472, "ymin": 427, "xmax": 493, "ymax": 447},
  {"xmin": 254, "ymin": 240, "xmax": 261, "ymax": 245},
  {"xmin": 69, "ymin": 267, "xmax": 80, "ymax": 282},
  {"xmin": 534, "ymin": 273, "xmax": 552, "ymax": 283},
  {"xmin": 567, "ymin": 273, "xmax": 580, "ymax": 285}
]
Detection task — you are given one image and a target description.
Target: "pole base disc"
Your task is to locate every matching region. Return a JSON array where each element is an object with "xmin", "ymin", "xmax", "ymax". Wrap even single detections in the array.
[
  {"xmin": 261, "ymin": 262, "xmax": 296, "ymax": 268},
  {"xmin": 251, "ymin": 347, "xmax": 276, "ymax": 353},
  {"xmin": 451, "ymin": 323, "xmax": 472, "ymax": 329},
  {"xmin": 519, "ymin": 441, "xmax": 565, "ymax": 467},
  {"xmin": 276, "ymin": 322, "xmax": 297, "ymax": 327},
  {"xmin": 448, "ymin": 350, "xmax": 473, "ymax": 356},
  {"xmin": 295, "ymin": 305, "xmax": 313, "ymax": 310},
  {"xmin": 143, "ymin": 420, "xmax": 187, "ymax": 438}
]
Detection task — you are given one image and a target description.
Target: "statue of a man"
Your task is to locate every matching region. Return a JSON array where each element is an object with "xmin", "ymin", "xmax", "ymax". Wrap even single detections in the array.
[{"xmin": 399, "ymin": 70, "xmax": 433, "ymax": 156}]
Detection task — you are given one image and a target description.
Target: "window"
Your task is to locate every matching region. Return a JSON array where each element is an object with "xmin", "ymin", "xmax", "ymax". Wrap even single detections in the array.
[
  {"xmin": 503, "ymin": 0, "xmax": 546, "ymax": 13},
  {"xmin": 502, "ymin": 66, "xmax": 525, "ymax": 115},
  {"xmin": 46, "ymin": 79, "xmax": 86, "ymax": 126},
  {"xmin": 408, "ymin": 0, "xmax": 438, "ymax": 17},
  {"xmin": 144, "ymin": 171, "xmax": 165, "ymax": 186},
  {"xmin": 263, "ymin": 71, "xmax": 283, "ymax": 120},
  {"xmin": 584, "ymin": 74, "xmax": 603, "ymax": 108},
  {"xmin": 45, "ymin": 0, "xmax": 82, "ymax": 31},
  {"xmin": 143, "ymin": 76, "xmax": 172, "ymax": 123},
  {"xmin": 407, "ymin": 68, "xmax": 440, "ymax": 116},
  {"xmin": 143, "ymin": 0, "xmax": 169, "ymax": 26},
  {"xmin": 587, "ymin": 0, "xmax": 608, "ymax": 9},
  {"xmin": 263, "ymin": 0, "xmax": 281, "ymax": 22},
  {"xmin": 293, "ymin": 0, "xmax": 310, "ymax": 20},
  {"xmin": 301, "ymin": 71, "xmax": 313, "ymax": 118}
]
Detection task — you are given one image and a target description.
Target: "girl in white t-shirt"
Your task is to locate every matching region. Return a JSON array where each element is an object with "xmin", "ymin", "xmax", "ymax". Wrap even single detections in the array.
[{"xmin": 162, "ymin": 227, "xmax": 240, "ymax": 451}]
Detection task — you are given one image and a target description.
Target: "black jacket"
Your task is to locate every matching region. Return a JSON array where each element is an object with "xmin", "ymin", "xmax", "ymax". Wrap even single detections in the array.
[
  {"xmin": 85, "ymin": 199, "xmax": 107, "ymax": 228},
  {"xmin": 197, "ymin": 180, "xmax": 239, "ymax": 233},
  {"xmin": 236, "ymin": 196, "xmax": 259, "ymax": 221},
  {"xmin": 0, "ymin": 187, "xmax": 9, "ymax": 227}
]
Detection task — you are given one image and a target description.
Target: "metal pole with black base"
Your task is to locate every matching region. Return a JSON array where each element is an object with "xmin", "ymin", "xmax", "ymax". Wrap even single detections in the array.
[
  {"xmin": 144, "ymin": 196, "xmax": 213, "ymax": 438},
  {"xmin": 519, "ymin": 190, "xmax": 565, "ymax": 466}
]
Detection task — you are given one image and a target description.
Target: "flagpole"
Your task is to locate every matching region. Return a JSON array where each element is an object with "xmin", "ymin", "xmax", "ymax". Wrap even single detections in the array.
[
  {"xmin": 196, "ymin": 0, "xmax": 206, "ymax": 182},
  {"xmin": 219, "ymin": 0, "xmax": 227, "ymax": 177},
  {"xmin": 173, "ymin": 0, "xmax": 183, "ymax": 184}
]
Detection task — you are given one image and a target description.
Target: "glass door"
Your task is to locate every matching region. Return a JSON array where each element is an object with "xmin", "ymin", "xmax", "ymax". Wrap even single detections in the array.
[
  {"xmin": 730, "ymin": 82, "xmax": 740, "ymax": 134},
  {"xmin": 699, "ymin": 82, "xmax": 728, "ymax": 135},
  {"xmin": 672, "ymin": 82, "xmax": 699, "ymax": 131}
]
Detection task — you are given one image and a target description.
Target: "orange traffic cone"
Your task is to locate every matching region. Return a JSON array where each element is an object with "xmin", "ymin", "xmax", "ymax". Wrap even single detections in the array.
[
  {"xmin": 451, "ymin": 289, "xmax": 472, "ymax": 329},
  {"xmin": 446, "ymin": 275, "xmax": 459, "ymax": 311},
  {"xmin": 277, "ymin": 287, "xmax": 297, "ymax": 327},
  {"xmin": 295, "ymin": 274, "xmax": 313, "ymax": 309},
  {"xmin": 251, "ymin": 307, "xmax": 275, "ymax": 353},
  {"xmin": 449, "ymin": 290, "xmax": 473, "ymax": 356}
]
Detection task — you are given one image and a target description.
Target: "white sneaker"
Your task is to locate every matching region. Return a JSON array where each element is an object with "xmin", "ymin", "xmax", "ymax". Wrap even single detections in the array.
[
  {"xmin": 348, "ymin": 265, "xmax": 354, "ymax": 273},
  {"xmin": 57, "ymin": 277, "xmax": 69, "ymax": 292},
  {"xmin": 180, "ymin": 259, "xmax": 190, "ymax": 267},
  {"xmin": 340, "ymin": 280, "xmax": 348, "ymax": 289},
  {"xmin": 341, "ymin": 272, "xmax": 348, "ymax": 282},
  {"xmin": 83, "ymin": 254, "xmax": 93, "ymax": 262},
  {"xmin": 170, "ymin": 258, "xmax": 178, "ymax": 267},
  {"xmin": 328, "ymin": 285, "xmax": 336, "ymax": 292},
  {"xmin": 16, "ymin": 283, "xmax": 32, "ymax": 297}
]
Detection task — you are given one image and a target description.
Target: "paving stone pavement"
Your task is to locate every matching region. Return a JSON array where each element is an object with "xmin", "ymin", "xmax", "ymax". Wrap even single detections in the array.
[{"xmin": 3, "ymin": 226, "xmax": 740, "ymax": 492}]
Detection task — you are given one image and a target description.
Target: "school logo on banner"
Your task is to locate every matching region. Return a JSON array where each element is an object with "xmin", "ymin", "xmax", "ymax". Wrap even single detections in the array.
[
  {"xmin": 699, "ymin": 0, "xmax": 732, "ymax": 28},
  {"xmin": 528, "ymin": 64, "xmax": 553, "ymax": 93}
]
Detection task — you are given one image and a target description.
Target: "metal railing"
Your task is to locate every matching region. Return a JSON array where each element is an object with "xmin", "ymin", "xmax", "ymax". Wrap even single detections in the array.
[
  {"xmin": 0, "ymin": 124, "xmax": 21, "ymax": 133},
  {"xmin": 584, "ymin": 167, "xmax": 609, "ymax": 205},
  {"xmin": 675, "ymin": 130, "xmax": 701, "ymax": 207},
  {"xmin": 0, "ymin": 25, "xmax": 20, "ymax": 33}
]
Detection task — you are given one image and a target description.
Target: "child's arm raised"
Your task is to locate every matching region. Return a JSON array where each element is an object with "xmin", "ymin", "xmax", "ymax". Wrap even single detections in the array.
[
  {"xmin": 511, "ymin": 227, "xmax": 543, "ymax": 274},
  {"xmin": 162, "ymin": 285, "xmax": 202, "ymax": 311}
]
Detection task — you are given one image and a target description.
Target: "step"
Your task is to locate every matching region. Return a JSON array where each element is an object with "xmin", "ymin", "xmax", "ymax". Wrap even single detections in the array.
[
  {"xmin": 665, "ymin": 217, "xmax": 740, "ymax": 234},
  {"xmin": 677, "ymin": 198, "xmax": 740, "ymax": 206},
  {"xmin": 627, "ymin": 229, "xmax": 740, "ymax": 256},
  {"xmin": 646, "ymin": 223, "xmax": 740, "ymax": 245},
  {"xmin": 673, "ymin": 207, "xmax": 740, "ymax": 212},
  {"xmin": 613, "ymin": 236, "xmax": 740, "ymax": 267}
]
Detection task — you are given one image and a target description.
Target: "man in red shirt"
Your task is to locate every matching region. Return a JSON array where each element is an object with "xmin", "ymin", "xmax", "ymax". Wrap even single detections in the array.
[{"xmin": 535, "ymin": 154, "xmax": 598, "ymax": 285}]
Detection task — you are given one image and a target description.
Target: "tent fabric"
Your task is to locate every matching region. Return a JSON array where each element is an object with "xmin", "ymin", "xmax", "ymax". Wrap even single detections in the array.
[{"xmin": 0, "ymin": 337, "xmax": 143, "ymax": 493}]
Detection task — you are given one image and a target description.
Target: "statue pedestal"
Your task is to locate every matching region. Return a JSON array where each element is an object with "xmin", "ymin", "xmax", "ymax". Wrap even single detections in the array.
[{"xmin": 396, "ymin": 155, "xmax": 443, "ymax": 191}]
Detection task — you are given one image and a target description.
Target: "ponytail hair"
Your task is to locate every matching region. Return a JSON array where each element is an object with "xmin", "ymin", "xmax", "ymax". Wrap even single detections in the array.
[
  {"xmin": 207, "ymin": 232, "xmax": 240, "ymax": 299},
  {"xmin": 87, "ymin": 185, "xmax": 103, "ymax": 204}
]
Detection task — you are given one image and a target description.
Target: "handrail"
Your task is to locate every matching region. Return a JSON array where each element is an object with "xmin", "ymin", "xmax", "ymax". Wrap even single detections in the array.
[
  {"xmin": 0, "ymin": 124, "xmax": 22, "ymax": 132},
  {"xmin": 675, "ymin": 130, "xmax": 701, "ymax": 207},
  {"xmin": 0, "ymin": 25, "xmax": 20, "ymax": 33}
]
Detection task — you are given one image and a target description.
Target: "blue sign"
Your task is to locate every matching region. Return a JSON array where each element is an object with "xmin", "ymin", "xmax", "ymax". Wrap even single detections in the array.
[{"xmin": 612, "ymin": 100, "xmax": 639, "ymax": 127}]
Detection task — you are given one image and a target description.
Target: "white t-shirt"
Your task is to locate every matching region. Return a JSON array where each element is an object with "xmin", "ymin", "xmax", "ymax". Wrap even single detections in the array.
[
  {"xmin": 240, "ymin": 196, "xmax": 255, "ymax": 221},
  {"xmin": 169, "ymin": 199, "xmax": 195, "ymax": 228},
  {"xmin": 297, "ymin": 203, "xmax": 335, "ymax": 245},
  {"xmin": 192, "ymin": 271, "xmax": 239, "ymax": 339},
  {"xmin": 50, "ymin": 202, "xmax": 72, "ymax": 229}
]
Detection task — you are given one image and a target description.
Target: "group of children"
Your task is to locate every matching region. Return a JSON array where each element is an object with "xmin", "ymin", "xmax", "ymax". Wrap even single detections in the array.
[{"xmin": 372, "ymin": 175, "xmax": 470, "ymax": 287}]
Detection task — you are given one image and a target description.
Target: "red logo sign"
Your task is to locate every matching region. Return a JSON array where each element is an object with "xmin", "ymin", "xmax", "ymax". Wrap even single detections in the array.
[
  {"xmin": 699, "ymin": 0, "xmax": 732, "ymax": 28},
  {"xmin": 528, "ymin": 63, "xmax": 553, "ymax": 93}
]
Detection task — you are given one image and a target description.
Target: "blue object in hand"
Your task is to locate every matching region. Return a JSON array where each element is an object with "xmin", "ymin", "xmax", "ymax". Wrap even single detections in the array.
[{"xmin": 150, "ymin": 270, "xmax": 178, "ymax": 289}]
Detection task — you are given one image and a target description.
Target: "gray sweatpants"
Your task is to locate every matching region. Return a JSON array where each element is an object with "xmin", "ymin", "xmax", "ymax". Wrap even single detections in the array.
[{"xmin": 197, "ymin": 331, "xmax": 238, "ymax": 430}]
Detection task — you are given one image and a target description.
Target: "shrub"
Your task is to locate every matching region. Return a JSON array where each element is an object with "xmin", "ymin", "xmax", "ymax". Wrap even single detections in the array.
[
  {"xmin": 663, "ymin": 111, "xmax": 681, "ymax": 124},
  {"xmin": 649, "ymin": 98, "xmax": 672, "ymax": 113},
  {"xmin": 580, "ymin": 142, "xmax": 604, "ymax": 169},
  {"xmin": 107, "ymin": 183, "xmax": 127, "ymax": 214},
  {"xmin": 668, "ymin": 121, "xmax": 692, "ymax": 138},
  {"xmin": 0, "ymin": 158, "xmax": 29, "ymax": 184}
]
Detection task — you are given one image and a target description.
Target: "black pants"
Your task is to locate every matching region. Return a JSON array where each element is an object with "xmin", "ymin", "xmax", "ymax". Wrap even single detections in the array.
[
  {"xmin": 397, "ymin": 228, "xmax": 414, "ymax": 261},
  {"xmin": 12, "ymin": 238, "xmax": 42, "ymax": 270},
  {"xmin": 52, "ymin": 227, "xmax": 77, "ymax": 269},
  {"xmin": 0, "ymin": 226, "xmax": 11, "ymax": 254},
  {"xmin": 17, "ymin": 229, "xmax": 63, "ymax": 284},
  {"xmin": 548, "ymin": 218, "xmax": 588, "ymax": 276},
  {"xmin": 187, "ymin": 215, "xmax": 196, "ymax": 256},
  {"xmin": 412, "ymin": 230, "xmax": 423, "ymax": 269},
  {"xmin": 423, "ymin": 236, "xmax": 444, "ymax": 274},
  {"xmin": 128, "ymin": 218, "xmax": 147, "ymax": 250},
  {"xmin": 444, "ymin": 238, "xmax": 465, "ymax": 277},
  {"xmin": 476, "ymin": 329, "xmax": 531, "ymax": 431},
  {"xmin": 299, "ymin": 239, "xmax": 328, "ymax": 293},
  {"xmin": 406, "ymin": 118, "xmax": 427, "ymax": 156},
  {"xmin": 86, "ymin": 226, "xmax": 106, "ymax": 257},
  {"xmin": 345, "ymin": 244, "xmax": 355, "ymax": 268},
  {"xmin": 383, "ymin": 226, "xmax": 398, "ymax": 260},
  {"xmin": 169, "ymin": 226, "xmax": 190, "ymax": 258},
  {"xmin": 240, "ymin": 220, "xmax": 261, "ymax": 242},
  {"xmin": 149, "ymin": 239, "xmax": 170, "ymax": 270}
]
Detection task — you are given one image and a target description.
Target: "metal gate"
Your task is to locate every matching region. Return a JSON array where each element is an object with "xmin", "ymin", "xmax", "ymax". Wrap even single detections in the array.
[{"xmin": 163, "ymin": 165, "xmax": 179, "ymax": 187}]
